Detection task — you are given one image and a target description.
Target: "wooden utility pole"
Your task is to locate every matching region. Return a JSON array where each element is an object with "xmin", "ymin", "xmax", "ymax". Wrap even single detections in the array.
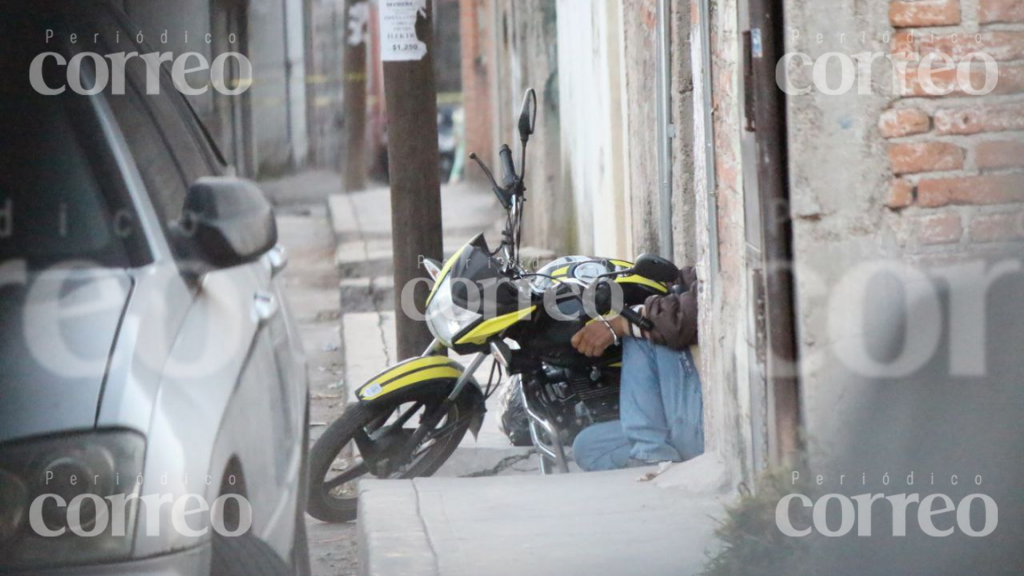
[
  {"xmin": 342, "ymin": 0, "xmax": 369, "ymax": 192},
  {"xmin": 380, "ymin": 0, "xmax": 444, "ymax": 359}
]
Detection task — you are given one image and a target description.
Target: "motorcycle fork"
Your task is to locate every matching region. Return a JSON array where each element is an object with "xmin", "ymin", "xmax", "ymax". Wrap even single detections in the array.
[{"xmin": 392, "ymin": 344, "xmax": 487, "ymax": 469}]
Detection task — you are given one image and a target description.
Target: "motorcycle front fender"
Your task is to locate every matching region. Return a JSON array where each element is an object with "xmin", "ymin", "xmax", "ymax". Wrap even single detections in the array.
[{"xmin": 354, "ymin": 356, "xmax": 486, "ymax": 435}]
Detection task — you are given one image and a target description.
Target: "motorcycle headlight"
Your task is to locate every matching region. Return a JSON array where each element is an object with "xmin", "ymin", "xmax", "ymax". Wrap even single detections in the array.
[
  {"xmin": 0, "ymin": 430, "xmax": 145, "ymax": 570},
  {"xmin": 425, "ymin": 275, "xmax": 481, "ymax": 347}
]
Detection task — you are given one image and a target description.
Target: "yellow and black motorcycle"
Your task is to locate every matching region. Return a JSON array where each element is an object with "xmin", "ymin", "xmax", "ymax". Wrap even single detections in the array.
[{"xmin": 307, "ymin": 89, "xmax": 679, "ymax": 523}]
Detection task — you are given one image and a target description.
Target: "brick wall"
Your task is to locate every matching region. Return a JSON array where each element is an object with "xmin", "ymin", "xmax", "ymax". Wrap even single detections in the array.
[{"xmin": 884, "ymin": 0, "xmax": 1024, "ymax": 250}]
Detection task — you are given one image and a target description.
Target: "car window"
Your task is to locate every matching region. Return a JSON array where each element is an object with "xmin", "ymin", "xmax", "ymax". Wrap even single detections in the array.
[
  {"xmin": 0, "ymin": 35, "xmax": 142, "ymax": 268},
  {"xmin": 89, "ymin": 14, "xmax": 218, "ymax": 230},
  {"xmin": 105, "ymin": 82, "xmax": 191, "ymax": 229},
  {"xmin": 130, "ymin": 64, "xmax": 217, "ymax": 186},
  {"xmin": 102, "ymin": 23, "xmax": 218, "ymax": 184}
]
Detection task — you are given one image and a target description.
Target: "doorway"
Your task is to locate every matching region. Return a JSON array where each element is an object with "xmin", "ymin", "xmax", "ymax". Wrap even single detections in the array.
[{"xmin": 210, "ymin": 0, "xmax": 254, "ymax": 175}]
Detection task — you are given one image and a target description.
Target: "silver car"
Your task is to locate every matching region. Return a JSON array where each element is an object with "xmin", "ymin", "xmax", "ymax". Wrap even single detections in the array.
[{"xmin": 0, "ymin": 4, "xmax": 309, "ymax": 575}]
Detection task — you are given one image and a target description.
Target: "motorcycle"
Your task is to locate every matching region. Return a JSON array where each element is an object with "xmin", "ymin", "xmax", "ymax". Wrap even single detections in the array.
[{"xmin": 307, "ymin": 89, "xmax": 680, "ymax": 523}]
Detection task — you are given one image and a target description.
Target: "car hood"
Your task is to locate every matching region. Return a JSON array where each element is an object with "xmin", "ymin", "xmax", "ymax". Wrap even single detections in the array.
[{"xmin": 0, "ymin": 266, "xmax": 132, "ymax": 444}]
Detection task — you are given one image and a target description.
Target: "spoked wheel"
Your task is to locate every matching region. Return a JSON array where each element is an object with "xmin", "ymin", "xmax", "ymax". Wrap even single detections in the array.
[{"xmin": 306, "ymin": 392, "xmax": 474, "ymax": 523}]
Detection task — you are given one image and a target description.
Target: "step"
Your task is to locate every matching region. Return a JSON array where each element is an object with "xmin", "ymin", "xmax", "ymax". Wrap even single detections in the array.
[
  {"xmin": 357, "ymin": 458, "xmax": 729, "ymax": 576},
  {"xmin": 328, "ymin": 184, "xmax": 505, "ymax": 242},
  {"xmin": 339, "ymin": 277, "xmax": 395, "ymax": 313},
  {"xmin": 341, "ymin": 312, "xmax": 395, "ymax": 404}
]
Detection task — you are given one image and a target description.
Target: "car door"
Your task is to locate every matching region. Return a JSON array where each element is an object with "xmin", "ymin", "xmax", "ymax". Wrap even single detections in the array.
[{"xmin": 90, "ymin": 12, "xmax": 301, "ymax": 555}]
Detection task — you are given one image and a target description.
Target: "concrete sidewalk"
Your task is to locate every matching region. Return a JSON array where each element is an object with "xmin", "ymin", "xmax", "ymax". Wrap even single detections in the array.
[{"xmin": 358, "ymin": 456, "xmax": 730, "ymax": 576}]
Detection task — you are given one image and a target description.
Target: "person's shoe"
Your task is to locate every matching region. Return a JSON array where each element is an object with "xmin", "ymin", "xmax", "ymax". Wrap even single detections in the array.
[{"xmin": 624, "ymin": 457, "xmax": 661, "ymax": 468}]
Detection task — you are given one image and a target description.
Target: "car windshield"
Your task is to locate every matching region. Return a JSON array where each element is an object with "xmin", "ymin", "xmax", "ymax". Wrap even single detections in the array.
[{"xmin": 0, "ymin": 19, "xmax": 140, "ymax": 270}]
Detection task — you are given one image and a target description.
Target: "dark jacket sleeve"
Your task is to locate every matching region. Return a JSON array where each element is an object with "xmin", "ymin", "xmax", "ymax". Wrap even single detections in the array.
[{"xmin": 642, "ymin": 266, "xmax": 698, "ymax": 351}]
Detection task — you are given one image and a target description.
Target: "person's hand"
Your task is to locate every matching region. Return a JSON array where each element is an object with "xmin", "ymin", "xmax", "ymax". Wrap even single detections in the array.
[{"xmin": 571, "ymin": 316, "xmax": 629, "ymax": 357}]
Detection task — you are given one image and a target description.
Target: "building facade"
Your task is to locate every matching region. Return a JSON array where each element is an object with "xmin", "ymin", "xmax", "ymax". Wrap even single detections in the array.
[
  {"xmin": 466, "ymin": 0, "xmax": 1024, "ymax": 487},
  {"xmin": 122, "ymin": 0, "xmax": 311, "ymax": 177}
]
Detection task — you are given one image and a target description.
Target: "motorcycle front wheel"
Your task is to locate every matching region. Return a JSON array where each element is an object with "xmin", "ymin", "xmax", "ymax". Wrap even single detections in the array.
[{"xmin": 306, "ymin": 391, "xmax": 472, "ymax": 523}]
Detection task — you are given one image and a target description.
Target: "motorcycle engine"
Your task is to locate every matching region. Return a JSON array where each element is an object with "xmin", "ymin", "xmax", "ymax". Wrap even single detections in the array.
[
  {"xmin": 564, "ymin": 367, "xmax": 621, "ymax": 423},
  {"xmin": 541, "ymin": 365, "xmax": 620, "ymax": 430}
]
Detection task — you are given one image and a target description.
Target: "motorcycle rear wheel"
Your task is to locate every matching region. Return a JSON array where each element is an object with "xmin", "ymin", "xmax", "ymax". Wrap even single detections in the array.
[{"xmin": 307, "ymin": 393, "xmax": 472, "ymax": 523}]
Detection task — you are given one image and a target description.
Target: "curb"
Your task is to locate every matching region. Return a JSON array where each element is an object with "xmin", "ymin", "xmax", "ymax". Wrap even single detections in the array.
[{"xmin": 358, "ymin": 480, "xmax": 439, "ymax": 576}]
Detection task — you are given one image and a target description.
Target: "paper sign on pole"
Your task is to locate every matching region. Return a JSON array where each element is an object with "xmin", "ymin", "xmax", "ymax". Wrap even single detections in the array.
[{"xmin": 379, "ymin": 0, "xmax": 428, "ymax": 62}]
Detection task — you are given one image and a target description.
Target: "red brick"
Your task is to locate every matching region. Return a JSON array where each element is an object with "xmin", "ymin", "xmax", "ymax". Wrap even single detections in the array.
[
  {"xmin": 890, "ymin": 0, "xmax": 961, "ymax": 28},
  {"xmin": 918, "ymin": 174, "xmax": 1024, "ymax": 207},
  {"xmin": 970, "ymin": 212, "xmax": 1024, "ymax": 242},
  {"xmin": 890, "ymin": 142, "xmax": 964, "ymax": 174},
  {"xmin": 892, "ymin": 31, "xmax": 917, "ymax": 60},
  {"xmin": 934, "ymin": 103, "xmax": 1024, "ymax": 135},
  {"xmin": 879, "ymin": 109, "xmax": 931, "ymax": 138},
  {"xmin": 889, "ymin": 179, "xmax": 916, "ymax": 208},
  {"xmin": 917, "ymin": 213, "xmax": 964, "ymax": 245},
  {"xmin": 900, "ymin": 63, "xmax": 1024, "ymax": 98},
  {"xmin": 976, "ymin": 141, "xmax": 1024, "ymax": 171},
  {"xmin": 919, "ymin": 31, "xmax": 1024, "ymax": 62},
  {"xmin": 980, "ymin": 0, "xmax": 1024, "ymax": 23},
  {"xmin": 971, "ymin": 212, "xmax": 1024, "ymax": 242}
]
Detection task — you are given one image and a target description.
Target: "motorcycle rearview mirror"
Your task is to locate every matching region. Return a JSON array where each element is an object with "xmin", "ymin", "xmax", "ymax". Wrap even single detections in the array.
[
  {"xmin": 632, "ymin": 254, "xmax": 679, "ymax": 284},
  {"xmin": 518, "ymin": 88, "xmax": 537, "ymax": 143}
]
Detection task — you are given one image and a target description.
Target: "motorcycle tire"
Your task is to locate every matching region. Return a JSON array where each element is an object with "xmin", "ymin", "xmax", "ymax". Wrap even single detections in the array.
[{"xmin": 307, "ymin": 396, "xmax": 471, "ymax": 524}]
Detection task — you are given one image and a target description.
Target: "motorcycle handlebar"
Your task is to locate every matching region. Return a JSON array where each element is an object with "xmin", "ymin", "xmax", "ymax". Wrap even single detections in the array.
[
  {"xmin": 618, "ymin": 304, "xmax": 654, "ymax": 332},
  {"xmin": 499, "ymin": 144, "xmax": 517, "ymax": 188},
  {"xmin": 592, "ymin": 278, "xmax": 655, "ymax": 332}
]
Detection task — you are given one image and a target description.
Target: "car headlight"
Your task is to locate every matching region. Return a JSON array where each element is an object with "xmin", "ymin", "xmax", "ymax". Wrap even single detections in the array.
[
  {"xmin": 0, "ymin": 430, "xmax": 145, "ymax": 570},
  {"xmin": 425, "ymin": 275, "xmax": 481, "ymax": 347}
]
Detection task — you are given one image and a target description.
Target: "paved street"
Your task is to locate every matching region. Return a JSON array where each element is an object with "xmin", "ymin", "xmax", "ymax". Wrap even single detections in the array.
[{"xmin": 262, "ymin": 172, "xmax": 359, "ymax": 576}]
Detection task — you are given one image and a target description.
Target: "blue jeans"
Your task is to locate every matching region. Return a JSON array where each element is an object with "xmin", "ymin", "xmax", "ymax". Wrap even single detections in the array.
[{"xmin": 572, "ymin": 338, "xmax": 705, "ymax": 471}]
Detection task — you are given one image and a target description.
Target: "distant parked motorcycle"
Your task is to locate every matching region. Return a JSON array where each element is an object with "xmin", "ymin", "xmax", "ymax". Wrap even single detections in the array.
[{"xmin": 307, "ymin": 89, "xmax": 679, "ymax": 523}]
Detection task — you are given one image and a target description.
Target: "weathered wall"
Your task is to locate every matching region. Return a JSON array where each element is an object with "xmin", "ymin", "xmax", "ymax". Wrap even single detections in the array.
[
  {"xmin": 492, "ymin": 0, "xmax": 572, "ymax": 255},
  {"xmin": 555, "ymin": 0, "xmax": 630, "ymax": 257},
  {"xmin": 305, "ymin": 0, "xmax": 346, "ymax": 169},
  {"xmin": 783, "ymin": 0, "xmax": 1024, "ymax": 457},
  {"xmin": 669, "ymin": 0, "xmax": 697, "ymax": 264},
  {"xmin": 691, "ymin": 0, "xmax": 751, "ymax": 485},
  {"xmin": 621, "ymin": 0, "xmax": 660, "ymax": 257},
  {"xmin": 620, "ymin": 0, "xmax": 698, "ymax": 264},
  {"xmin": 486, "ymin": 0, "xmax": 695, "ymax": 262},
  {"xmin": 248, "ymin": 0, "xmax": 297, "ymax": 174}
]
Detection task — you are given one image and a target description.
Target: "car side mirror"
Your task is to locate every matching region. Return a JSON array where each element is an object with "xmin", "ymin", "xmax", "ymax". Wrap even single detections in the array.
[
  {"xmin": 175, "ymin": 177, "xmax": 277, "ymax": 271},
  {"xmin": 518, "ymin": 88, "xmax": 537, "ymax": 142},
  {"xmin": 633, "ymin": 254, "xmax": 679, "ymax": 284}
]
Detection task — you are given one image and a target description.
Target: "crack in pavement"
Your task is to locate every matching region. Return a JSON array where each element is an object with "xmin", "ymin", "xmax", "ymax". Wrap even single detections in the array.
[
  {"xmin": 411, "ymin": 481, "xmax": 442, "ymax": 576},
  {"xmin": 344, "ymin": 191, "xmax": 394, "ymax": 369},
  {"xmin": 458, "ymin": 451, "xmax": 536, "ymax": 478}
]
